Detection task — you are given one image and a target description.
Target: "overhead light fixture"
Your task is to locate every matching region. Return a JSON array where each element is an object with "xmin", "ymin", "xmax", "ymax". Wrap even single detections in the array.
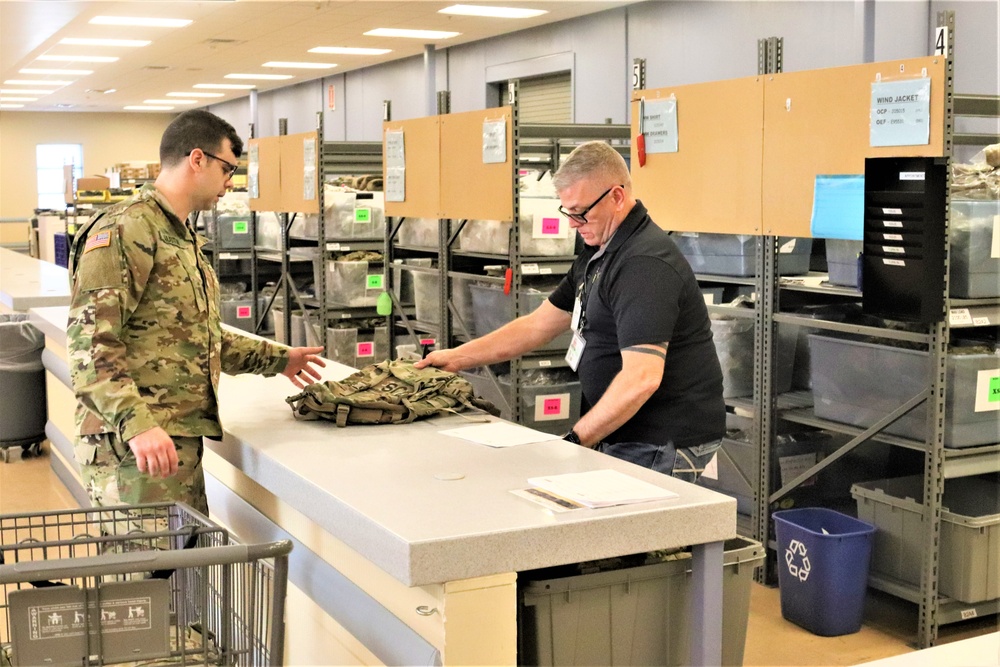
[
  {"xmin": 0, "ymin": 89, "xmax": 55, "ymax": 95},
  {"xmin": 438, "ymin": 4, "xmax": 548, "ymax": 19},
  {"xmin": 0, "ymin": 104, "xmax": 25, "ymax": 109},
  {"xmin": 4, "ymin": 79, "xmax": 73, "ymax": 86},
  {"xmin": 262, "ymin": 62, "xmax": 337, "ymax": 70},
  {"xmin": 309, "ymin": 46, "xmax": 392, "ymax": 56},
  {"xmin": 146, "ymin": 99, "xmax": 196, "ymax": 105},
  {"xmin": 363, "ymin": 28, "xmax": 460, "ymax": 40},
  {"xmin": 194, "ymin": 83, "xmax": 256, "ymax": 90},
  {"xmin": 85, "ymin": 88, "xmax": 116, "ymax": 95},
  {"xmin": 0, "ymin": 97, "xmax": 38, "ymax": 102},
  {"xmin": 124, "ymin": 105, "xmax": 174, "ymax": 111},
  {"xmin": 168, "ymin": 91, "xmax": 225, "ymax": 97},
  {"xmin": 225, "ymin": 73, "xmax": 294, "ymax": 80},
  {"xmin": 90, "ymin": 16, "xmax": 192, "ymax": 28},
  {"xmin": 37, "ymin": 55, "xmax": 119, "ymax": 63},
  {"xmin": 60, "ymin": 38, "xmax": 151, "ymax": 47},
  {"xmin": 21, "ymin": 68, "xmax": 93, "ymax": 75}
]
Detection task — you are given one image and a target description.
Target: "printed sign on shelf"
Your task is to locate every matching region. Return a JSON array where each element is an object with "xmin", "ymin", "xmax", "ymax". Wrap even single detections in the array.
[
  {"xmin": 534, "ymin": 392, "xmax": 570, "ymax": 421},
  {"xmin": 870, "ymin": 77, "xmax": 931, "ymax": 147},
  {"xmin": 482, "ymin": 119, "xmax": 507, "ymax": 164},
  {"xmin": 641, "ymin": 97, "xmax": 679, "ymax": 154}
]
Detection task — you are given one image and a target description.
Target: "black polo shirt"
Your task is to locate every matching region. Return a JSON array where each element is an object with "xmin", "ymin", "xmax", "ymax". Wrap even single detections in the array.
[{"xmin": 548, "ymin": 200, "xmax": 725, "ymax": 449}]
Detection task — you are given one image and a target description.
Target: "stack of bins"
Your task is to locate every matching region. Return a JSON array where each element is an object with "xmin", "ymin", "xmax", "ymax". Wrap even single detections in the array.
[{"xmin": 671, "ymin": 233, "xmax": 812, "ymax": 276}]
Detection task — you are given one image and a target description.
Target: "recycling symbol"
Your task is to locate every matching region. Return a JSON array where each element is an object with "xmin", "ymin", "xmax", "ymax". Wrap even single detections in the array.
[{"xmin": 785, "ymin": 539, "xmax": 811, "ymax": 582}]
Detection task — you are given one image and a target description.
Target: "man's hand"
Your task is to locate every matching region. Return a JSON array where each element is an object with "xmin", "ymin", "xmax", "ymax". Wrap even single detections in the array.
[
  {"xmin": 282, "ymin": 346, "xmax": 326, "ymax": 388},
  {"xmin": 414, "ymin": 348, "xmax": 476, "ymax": 373},
  {"xmin": 128, "ymin": 427, "xmax": 178, "ymax": 478}
]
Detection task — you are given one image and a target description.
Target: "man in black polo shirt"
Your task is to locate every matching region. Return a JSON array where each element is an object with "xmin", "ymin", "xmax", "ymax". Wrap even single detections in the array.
[{"xmin": 416, "ymin": 141, "xmax": 724, "ymax": 481}]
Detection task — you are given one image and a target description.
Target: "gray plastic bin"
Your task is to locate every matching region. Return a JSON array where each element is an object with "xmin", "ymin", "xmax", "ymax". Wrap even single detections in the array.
[
  {"xmin": 221, "ymin": 295, "xmax": 266, "ymax": 333},
  {"xmin": 809, "ymin": 335, "xmax": 1000, "ymax": 448},
  {"xmin": 825, "ymin": 239, "xmax": 862, "ymax": 288},
  {"xmin": 0, "ymin": 314, "xmax": 47, "ymax": 459},
  {"xmin": 852, "ymin": 475, "xmax": 1000, "ymax": 603},
  {"xmin": 519, "ymin": 537, "xmax": 765, "ymax": 666},
  {"xmin": 950, "ymin": 199, "xmax": 999, "ymax": 298},
  {"xmin": 326, "ymin": 324, "xmax": 389, "ymax": 369},
  {"xmin": 412, "ymin": 271, "xmax": 477, "ymax": 329},
  {"xmin": 461, "ymin": 369, "xmax": 581, "ymax": 436},
  {"xmin": 207, "ymin": 213, "xmax": 252, "ymax": 250},
  {"xmin": 711, "ymin": 317, "xmax": 796, "ymax": 398},
  {"xmin": 469, "ymin": 282, "xmax": 571, "ymax": 351},
  {"xmin": 672, "ymin": 234, "xmax": 812, "ymax": 277}
]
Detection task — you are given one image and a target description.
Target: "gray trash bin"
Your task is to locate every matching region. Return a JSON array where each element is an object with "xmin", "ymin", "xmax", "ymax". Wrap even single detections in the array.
[{"xmin": 0, "ymin": 314, "xmax": 47, "ymax": 461}]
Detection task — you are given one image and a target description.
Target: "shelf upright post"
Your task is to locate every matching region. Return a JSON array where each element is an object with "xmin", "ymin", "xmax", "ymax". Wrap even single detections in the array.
[
  {"xmin": 438, "ymin": 92, "xmax": 452, "ymax": 350},
  {"xmin": 248, "ymin": 122, "xmax": 261, "ymax": 334},
  {"xmin": 754, "ymin": 35, "xmax": 783, "ymax": 584},
  {"xmin": 278, "ymin": 118, "xmax": 292, "ymax": 345},
  {"xmin": 317, "ymin": 111, "xmax": 327, "ymax": 352},
  {"xmin": 507, "ymin": 79, "xmax": 524, "ymax": 423},
  {"xmin": 917, "ymin": 9, "xmax": 956, "ymax": 650}
]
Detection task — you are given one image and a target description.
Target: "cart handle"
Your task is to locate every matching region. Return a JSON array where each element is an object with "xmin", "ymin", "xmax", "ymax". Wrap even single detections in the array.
[{"xmin": 0, "ymin": 540, "xmax": 292, "ymax": 585}]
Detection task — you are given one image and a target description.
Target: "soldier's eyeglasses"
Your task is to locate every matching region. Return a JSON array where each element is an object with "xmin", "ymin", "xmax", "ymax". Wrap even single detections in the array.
[
  {"xmin": 188, "ymin": 150, "xmax": 239, "ymax": 178},
  {"xmin": 558, "ymin": 186, "xmax": 620, "ymax": 224}
]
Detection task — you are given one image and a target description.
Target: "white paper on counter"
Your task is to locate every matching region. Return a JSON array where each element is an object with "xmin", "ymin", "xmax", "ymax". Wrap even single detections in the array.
[
  {"xmin": 527, "ymin": 469, "xmax": 679, "ymax": 508},
  {"xmin": 439, "ymin": 421, "xmax": 557, "ymax": 448}
]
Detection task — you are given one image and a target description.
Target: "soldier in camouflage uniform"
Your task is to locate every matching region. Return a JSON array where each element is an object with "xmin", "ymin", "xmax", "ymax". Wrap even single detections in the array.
[{"xmin": 68, "ymin": 110, "xmax": 325, "ymax": 516}]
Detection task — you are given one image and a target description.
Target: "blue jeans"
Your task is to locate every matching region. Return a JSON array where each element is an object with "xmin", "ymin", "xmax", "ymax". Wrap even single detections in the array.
[{"xmin": 597, "ymin": 438, "xmax": 722, "ymax": 483}]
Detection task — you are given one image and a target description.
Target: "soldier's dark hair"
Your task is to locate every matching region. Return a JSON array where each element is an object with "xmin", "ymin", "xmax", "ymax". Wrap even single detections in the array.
[{"xmin": 159, "ymin": 110, "xmax": 243, "ymax": 167}]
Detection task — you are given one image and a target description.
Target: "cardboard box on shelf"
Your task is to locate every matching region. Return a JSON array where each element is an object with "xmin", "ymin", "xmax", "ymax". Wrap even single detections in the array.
[{"xmin": 77, "ymin": 176, "xmax": 110, "ymax": 191}]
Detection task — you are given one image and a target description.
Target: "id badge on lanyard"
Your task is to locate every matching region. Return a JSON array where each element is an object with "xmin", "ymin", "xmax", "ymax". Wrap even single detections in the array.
[{"xmin": 565, "ymin": 330, "xmax": 586, "ymax": 371}]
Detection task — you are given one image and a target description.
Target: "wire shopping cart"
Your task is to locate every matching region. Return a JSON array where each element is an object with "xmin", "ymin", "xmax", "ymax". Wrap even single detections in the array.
[{"xmin": 0, "ymin": 503, "xmax": 291, "ymax": 666}]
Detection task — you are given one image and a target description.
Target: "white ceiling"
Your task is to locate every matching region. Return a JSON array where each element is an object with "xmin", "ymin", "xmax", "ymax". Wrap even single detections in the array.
[{"xmin": 0, "ymin": 0, "xmax": 634, "ymax": 114}]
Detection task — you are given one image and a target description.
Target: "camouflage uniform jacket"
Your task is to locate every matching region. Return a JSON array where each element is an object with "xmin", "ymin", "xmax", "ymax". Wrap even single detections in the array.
[{"xmin": 68, "ymin": 184, "xmax": 289, "ymax": 442}]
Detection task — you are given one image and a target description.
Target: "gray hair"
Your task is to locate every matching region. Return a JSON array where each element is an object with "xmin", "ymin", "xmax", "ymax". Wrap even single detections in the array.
[{"xmin": 552, "ymin": 141, "xmax": 631, "ymax": 192}]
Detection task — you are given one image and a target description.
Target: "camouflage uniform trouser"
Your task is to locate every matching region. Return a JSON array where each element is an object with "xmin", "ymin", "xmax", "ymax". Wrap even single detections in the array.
[{"xmin": 75, "ymin": 433, "xmax": 209, "ymax": 517}]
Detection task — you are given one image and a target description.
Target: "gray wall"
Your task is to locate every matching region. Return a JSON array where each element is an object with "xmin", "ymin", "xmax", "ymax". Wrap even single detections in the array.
[{"xmin": 209, "ymin": 0, "xmax": 999, "ymax": 142}]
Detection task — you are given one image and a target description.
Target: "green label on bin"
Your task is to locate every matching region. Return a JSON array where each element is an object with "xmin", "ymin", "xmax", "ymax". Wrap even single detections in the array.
[
  {"xmin": 354, "ymin": 207, "xmax": 372, "ymax": 224},
  {"xmin": 990, "ymin": 377, "xmax": 1000, "ymax": 402},
  {"xmin": 366, "ymin": 274, "xmax": 384, "ymax": 290},
  {"xmin": 232, "ymin": 220, "xmax": 249, "ymax": 234}
]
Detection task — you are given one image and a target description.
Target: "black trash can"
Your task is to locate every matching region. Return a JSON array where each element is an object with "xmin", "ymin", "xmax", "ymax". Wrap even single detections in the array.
[{"xmin": 0, "ymin": 314, "xmax": 47, "ymax": 461}]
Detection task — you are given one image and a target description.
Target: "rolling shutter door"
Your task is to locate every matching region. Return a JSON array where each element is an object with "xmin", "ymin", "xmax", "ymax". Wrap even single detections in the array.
[{"xmin": 517, "ymin": 72, "xmax": 572, "ymax": 124}]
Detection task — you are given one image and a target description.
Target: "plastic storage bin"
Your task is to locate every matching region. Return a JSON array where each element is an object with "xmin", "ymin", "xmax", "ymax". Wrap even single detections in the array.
[
  {"xmin": 391, "ymin": 258, "xmax": 433, "ymax": 305},
  {"xmin": 411, "ymin": 271, "xmax": 477, "ymax": 328},
  {"xmin": 208, "ymin": 213, "xmax": 252, "ymax": 250},
  {"xmin": 325, "ymin": 258, "xmax": 383, "ymax": 307},
  {"xmin": 272, "ymin": 308, "xmax": 320, "ymax": 347},
  {"xmin": 461, "ymin": 369, "xmax": 581, "ymax": 436},
  {"xmin": 518, "ymin": 537, "xmax": 765, "ymax": 667},
  {"xmin": 808, "ymin": 334, "xmax": 1000, "ymax": 448},
  {"xmin": 672, "ymin": 233, "xmax": 812, "ymax": 277},
  {"xmin": 469, "ymin": 281, "xmax": 570, "ymax": 351},
  {"xmin": 711, "ymin": 317, "xmax": 797, "ymax": 398},
  {"xmin": 457, "ymin": 197, "xmax": 575, "ymax": 257},
  {"xmin": 852, "ymin": 475, "xmax": 1000, "ymax": 604},
  {"xmin": 326, "ymin": 324, "xmax": 389, "ymax": 369},
  {"xmin": 0, "ymin": 314, "xmax": 46, "ymax": 457},
  {"xmin": 396, "ymin": 218, "xmax": 441, "ymax": 248},
  {"xmin": 773, "ymin": 508, "xmax": 876, "ymax": 636},
  {"xmin": 318, "ymin": 190, "xmax": 385, "ymax": 240},
  {"xmin": 825, "ymin": 239, "xmax": 862, "ymax": 288},
  {"xmin": 950, "ymin": 199, "xmax": 999, "ymax": 298},
  {"xmin": 220, "ymin": 295, "xmax": 265, "ymax": 333}
]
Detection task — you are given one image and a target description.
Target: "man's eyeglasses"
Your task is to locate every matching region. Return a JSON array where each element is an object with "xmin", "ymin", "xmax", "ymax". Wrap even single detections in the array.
[
  {"xmin": 558, "ymin": 185, "xmax": 621, "ymax": 224},
  {"xmin": 187, "ymin": 150, "xmax": 239, "ymax": 178}
]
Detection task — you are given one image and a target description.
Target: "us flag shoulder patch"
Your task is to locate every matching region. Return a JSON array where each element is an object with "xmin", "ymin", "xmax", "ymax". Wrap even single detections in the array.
[{"xmin": 84, "ymin": 231, "xmax": 111, "ymax": 253}]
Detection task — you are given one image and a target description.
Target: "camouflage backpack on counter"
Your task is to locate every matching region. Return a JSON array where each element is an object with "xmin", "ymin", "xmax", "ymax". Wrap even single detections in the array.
[{"xmin": 286, "ymin": 359, "xmax": 498, "ymax": 427}]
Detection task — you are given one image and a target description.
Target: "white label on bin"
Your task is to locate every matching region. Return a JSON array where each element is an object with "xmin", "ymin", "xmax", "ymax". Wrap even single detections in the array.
[
  {"xmin": 899, "ymin": 171, "xmax": 925, "ymax": 181},
  {"xmin": 784, "ymin": 540, "xmax": 811, "ymax": 582},
  {"xmin": 973, "ymin": 317, "xmax": 990, "ymax": 326},
  {"xmin": 326, "ymin": 242, "xmax": 341, "ymax": 251},
  {"xmin": 236, "ymin": 306, "xmax": 251, "ymax": 319},
  {"xmin": 992, "ymin": 215, "xmax": 999, "ymax": 259},
  {"xmin": 219, "ymin": 253, "xmax": 238, "ymax": 260},
  {"xmin": 539, "ymin": 267, "xmax": 553, "ymax": 275},
  {"xmin": 882, "ymin": 258, "xmax": 905, "ymax": 266},
  {"xmin": 882, "ymin": 207, "xmax": 903, "ymax": 215},
  {"xmin": 882, "ymin": 246, "xmax": 905, "ymax": 254},
  {"xmin": 948, "ymin": 308, "xmax": 973, "ymax": 326},
  {"xmin": 522, "ymin": 263, "xmax": 540, "ymax": 275},
  {"xmin": 974, "ymin": 368, "xmax": 1000, "ymax": 413},
  {"xmin": 534, "ymin": 392, "xmax": 570, "ymax": 421},
  {"xmin": 356, "ymin": 342, "xmax": 374, "ymax": 357},
  {"xmin": 961, "ymin": 608, "xmax": 979, "ymax": 620},
  {"xmin": 779, "ymin": 239, "xmax": 796, "ymax": 254},
  {"xmin": 537, "ymin": 359, "xmax": 552, "ymax": 367},
  {"xmin": 883, "ymin": 233, "xmax": 903, "ymax": 241},
  {"xmin": 883, "ymin": 220, "xmax": 903, "ymax": 228}
]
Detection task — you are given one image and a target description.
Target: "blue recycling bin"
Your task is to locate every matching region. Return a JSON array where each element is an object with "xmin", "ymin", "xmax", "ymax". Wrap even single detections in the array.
[{"xmin": 773, "ymin": 508, "xmax": 876, "ymax": 636}]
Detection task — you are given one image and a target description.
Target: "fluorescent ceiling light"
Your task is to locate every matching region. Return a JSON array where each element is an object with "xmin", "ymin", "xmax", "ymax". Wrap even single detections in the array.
[
  {"xmin": 439, "ymin": 5, "xmax": 547, "ymax": 19},
  {"xmin": 37, "ymin": 55, "xmax": 119, "ymax": 63},
  {"xmin": 0, "ymin": 89, "xmax": 54, "ymax": 95},
  {"xmin": 194, "ymin": 83, "xmax": 255, "ymax": 90},
  {"xmin": 60, "ymin": 38, "xmax": 151, "ymax": 47},
  {"xmin": 146, "ymin": 99, "xmax": 196, "ymax": 105},
  {"xmin": 0, "ymin": 104, "xmax": 25, "ymax": 109},
  {"xmin": 309, "ymin": 46, "xmax": 391, "ymax": 56},
  {"xmin": 364, "ymin": 28, "xmax": 460, "ymax": 39},
  {"xmin": 262, "ymin": 61, "xmax": 337, "ymax": 69},
  {"xmin": 5, "ymin": 79, "xmax": 72, "ymax": 86},
  {"xmin": 225, "ymin": 73, "xmax": 294, "ymax": 80},
  {"xmin": 124, "ymin": 105, "xmax": 174, "ymax": 111},
  {"xmin": 0, "ymin": 97, "xmax": 37, "ymax": 102},
  {"xmin": 20, "ymin": 68, "xmax": 93, "ymax": 75},
  {"xmin": 90, "ymin": 16, "xmax": 192, "ymax": 28},
  {"xmin": 168, "ymin": 91, "xmax": 225, "ymax": 98}
]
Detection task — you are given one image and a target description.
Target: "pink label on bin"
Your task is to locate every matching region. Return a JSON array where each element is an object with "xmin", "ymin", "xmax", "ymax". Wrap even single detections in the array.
[
  {"xmin": 356, "ymin": 342, "xmax": 374, "ymax": 357},
  {"xmin": 542, "ymin": 397, "xmax": 563, "ymax": 415},
  {"xmin": 540, "ymin": 217, "xmax": 561, "ymax": 235},
  {"xmin": 419, "ymin": 338, "xmax": 436, "ymax": 346},
  {"xmin": 236, "ymin": 306, "xmax": 251, "ymax": 319}
]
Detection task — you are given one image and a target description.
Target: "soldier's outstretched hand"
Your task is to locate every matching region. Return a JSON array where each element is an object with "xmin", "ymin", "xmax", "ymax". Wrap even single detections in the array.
[{"xmin": 283, "ymin": 346, "xmax": 326, "ymax": 388}]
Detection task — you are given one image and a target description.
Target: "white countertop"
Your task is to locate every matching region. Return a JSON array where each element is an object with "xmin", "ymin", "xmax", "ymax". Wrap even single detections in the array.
[
  {"xmin": 29, "ymin": 304, "xmax": 738, "ymax": 587},
  {"xmin": 0, "ymin": 248, "xmax": 71, "ymax": 311}
]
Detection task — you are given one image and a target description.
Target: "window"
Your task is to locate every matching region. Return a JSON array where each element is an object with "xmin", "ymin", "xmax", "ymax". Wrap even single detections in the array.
[{"xmin": 36, "ymin": 144, "xmax": 83, "ymax": 210}]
